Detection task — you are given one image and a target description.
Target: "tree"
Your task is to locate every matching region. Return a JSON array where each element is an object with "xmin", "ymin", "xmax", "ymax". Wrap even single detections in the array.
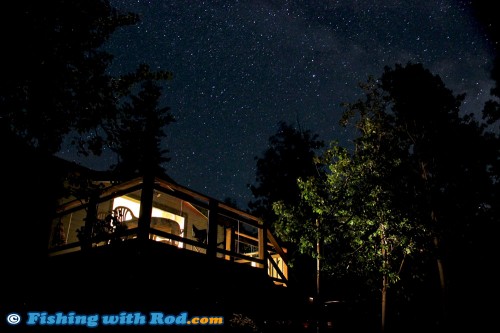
[
  {"xmin": 458, "ymin": 4, "xmax": 500, "ymax": 329},
  {"xmin": 465, "ymin": 1, "xmax": 500, "ymax": 139},
  {"xmin": 0, "ymin": 1, "xmax": 137, "ymax": 271},
  {"xmin": 274, "ymin": 63, "xmax": 497, "ymax": 332},
  {"xmin": 0, "ymin": 1, "xmax": 175, "ymax": 308},
  {"xmin": 248, "ymin": 121, "xmax": 324, "ymax": 295},
  {"xmin": 1, "ymin": 0, "xmax": 139, "ymax": 154},
  {"xmin": 108, "ymin": 64, "xmax": 175, "ymax": 178},
  {"xmin": 377, "ymin": 63, "xmax": 496, "ymax": 330},
  {"xmin": 248, "ymin": 121, "xmax": 324, "ymax": 227},
  {"xmin": 275, "ymin": 78, "xmax": 426, "ymax": 332}
]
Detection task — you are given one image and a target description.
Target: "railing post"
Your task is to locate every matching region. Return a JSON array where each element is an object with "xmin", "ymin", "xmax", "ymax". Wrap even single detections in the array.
[
  {"xmin": 207, "ymin": 199, "xmax": 219, "ymax": 257},
  {"xmin": 81, "ymin": 192, "xmax": 99, "ymax": 250},
  {"xmin": 225, "ymin": 227, "xmax": 234, "ymax": 261},
  {"xmin": 138, "ymin": 173, "xmax": 154, "ymax": 241},
  {"xmin": 258, "ymin": 222, "xmax": 266, "ymax": 270}
]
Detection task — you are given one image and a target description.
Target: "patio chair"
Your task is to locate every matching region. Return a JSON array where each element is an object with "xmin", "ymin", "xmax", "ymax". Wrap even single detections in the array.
[
  {"xmin": 192, "ymin": 224, "xmax": 207, "ymax": 244},
  {"xmin": 111, "ymin": 206, "xmax": 138, "ymax": 239},
  {"xmin": 113, "ymin": 206, "xmax": 137, "ymax": 223}
]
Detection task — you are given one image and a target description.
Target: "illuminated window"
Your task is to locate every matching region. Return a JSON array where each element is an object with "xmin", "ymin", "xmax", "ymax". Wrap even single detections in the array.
[{"xmin": 112, "ymin": 196, "xmax": 185, "ymax": 247}]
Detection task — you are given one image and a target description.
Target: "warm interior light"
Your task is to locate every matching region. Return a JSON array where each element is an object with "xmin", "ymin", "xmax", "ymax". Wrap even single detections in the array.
[{"xmin": 113, "ymin": 196, "xmax": 185, "ymax": 248}]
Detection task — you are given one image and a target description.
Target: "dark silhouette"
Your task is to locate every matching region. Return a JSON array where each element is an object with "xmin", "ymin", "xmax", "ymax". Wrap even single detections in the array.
[
  {"xmin": 1, "ymin": 1, "xmax": 136, "ymax": 311},
  {"xmin": 1, "ymin": 1, "xmax": 138, "ymax": 155},
  {"xmin": 463, "ymin": 3, "xmax": 500, "ymax": 331},
  {"xmin": 0, "ymin": 1, "xmax": 174, "ymax": 313},
  {"xmin": 109, "ymin": 65, "xmax": 175, "ymax": 179},
  {"xmin": 248, "ymin": 121, "xmax": 324, "ymax": 300},
  {"xmin": 248, "ymin": 121, "xmax": 324, "ymax": 226},
  {"xmin": 192, "ymin": 224, "xmax": 208, "ymax": 244}
]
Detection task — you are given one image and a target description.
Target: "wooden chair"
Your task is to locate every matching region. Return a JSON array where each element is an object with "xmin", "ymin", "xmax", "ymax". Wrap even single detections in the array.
[
  {"xmin": 112, "ymin": 206, "xmax": 138, "ymax": 239},
  {"xmin": 191, "ymin": 224, "xmax": 225, "ymax": 251},
  {"xmin": 192, "ymin": 224, "xmax": 207, "ymax": 244},
  {"xmin": 192, "ymin": 224, "xmax": 207, "ymax": 252}
]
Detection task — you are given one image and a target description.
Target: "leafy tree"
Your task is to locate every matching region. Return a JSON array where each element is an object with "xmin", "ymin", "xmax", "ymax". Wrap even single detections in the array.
[
  {"xmin": 275, "ymin": 78, "xmax": 425, "ymax": 332},
  {"xmin": 274, "ymin": 63, "xmax": 497, "ymax": 332}
]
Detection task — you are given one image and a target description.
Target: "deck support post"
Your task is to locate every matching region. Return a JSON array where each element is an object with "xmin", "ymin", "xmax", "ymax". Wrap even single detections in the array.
[
  {"xmin": 207, "ymin": 199, "xmax": 219, "ymax": 257},
  {"xmin": 225, "ymin": 227, "xmax": 234, "ymax": 261},
  {"xmin": 138, "ymin": 173, "xmax": 154, "ymax": 241}
]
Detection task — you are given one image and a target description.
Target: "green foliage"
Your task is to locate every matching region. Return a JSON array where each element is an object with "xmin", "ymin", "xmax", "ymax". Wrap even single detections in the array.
[
  {"xmin": 273, "ymin": 62, "xmax": 498, "ymax": 329},
  {"xmin": 275, "ymin": 138, "xmax": 425, "ymax": 288}
]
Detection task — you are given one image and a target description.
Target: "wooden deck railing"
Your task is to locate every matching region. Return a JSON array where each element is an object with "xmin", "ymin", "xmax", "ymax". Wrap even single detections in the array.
[{"xmin": 48, "ymin": 175, "xmax": 289, "ymax": 286}]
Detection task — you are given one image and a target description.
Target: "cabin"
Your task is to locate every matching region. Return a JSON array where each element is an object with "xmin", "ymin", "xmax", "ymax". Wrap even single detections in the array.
[
  {"xmin": 48, "ymin": 173, "xmax": 288, "ymax": 286},
  {"xmin": 43, "ymin": 169, "xmax": 302, "ymax": 327}
]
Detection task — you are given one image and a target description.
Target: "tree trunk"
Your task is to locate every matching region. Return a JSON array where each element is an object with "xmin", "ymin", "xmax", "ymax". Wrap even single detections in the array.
[
  {"xmin": 381, "ymin": 274, "xmax": 388, "ymax": 333},
  {"xmin": 421, "ymin": 162, "xmax": 447, "ymax": 327},
  {"xmin": 316, "ymin": 218, "xmax": 321, "ymax": 333},
  {"xmin": 434, "ymin": 234, "xmax": 447, "ymax": 327},
  {"xmin": 380, "ymin": 223, "xmax": 388, "ymax": 333},
  {"xmin": 316, "ymin": 218, "xmax": 321, "ymax": 300}
]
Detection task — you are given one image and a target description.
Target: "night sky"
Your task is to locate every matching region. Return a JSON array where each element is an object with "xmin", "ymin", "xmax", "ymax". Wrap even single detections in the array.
[{"xmin": 60, "ymin": 0, "xmax": 496, "ymax": 208}]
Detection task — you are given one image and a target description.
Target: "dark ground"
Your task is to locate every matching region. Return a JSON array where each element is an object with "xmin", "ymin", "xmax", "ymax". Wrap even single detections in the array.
[{"xmin": 1, "ymin": 239, "xmax": 495, "ymax": 333}]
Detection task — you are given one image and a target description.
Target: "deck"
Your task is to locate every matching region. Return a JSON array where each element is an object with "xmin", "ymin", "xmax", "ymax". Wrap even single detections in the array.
[{"xmin": 48, "ymin": 175, "xmax": 289, "ymax": 288}]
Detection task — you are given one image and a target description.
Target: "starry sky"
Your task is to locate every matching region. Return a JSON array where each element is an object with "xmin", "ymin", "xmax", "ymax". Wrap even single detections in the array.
[{"xmin": 65, "ymin": 0, "xmax": 496, "ymax": 209}]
